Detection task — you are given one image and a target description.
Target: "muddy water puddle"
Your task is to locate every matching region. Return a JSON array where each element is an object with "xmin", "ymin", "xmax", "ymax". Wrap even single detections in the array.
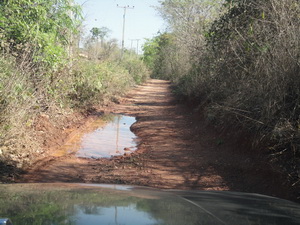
[{"xmin": 53, "ymin": 114, "xmax": 138, "ymax": 159}]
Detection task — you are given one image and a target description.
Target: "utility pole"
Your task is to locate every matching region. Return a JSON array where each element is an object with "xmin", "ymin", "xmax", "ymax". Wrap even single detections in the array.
[
  {"xmin": 117, "ymin": 4, "xmax": 134, "ymax": 58},
  {"xmin": 129, "ymin": 39, "xmax": 134, "ymax": 56},
  {"xmin": 129, "ymin": 39, "xmax": 140, "ymax": 55},
  {"xmin": 136, "ymin": 39, "xmax": 140, "ymax": 55},
  {"xmin": 130, "ymin": 39, "xmax": 134, "ymax": 50}
]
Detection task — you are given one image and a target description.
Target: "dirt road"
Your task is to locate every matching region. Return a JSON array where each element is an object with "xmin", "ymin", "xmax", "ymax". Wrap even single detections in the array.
[{"xmin": 20, "ymin": 79, "xmax": 296, "ymax": 200}]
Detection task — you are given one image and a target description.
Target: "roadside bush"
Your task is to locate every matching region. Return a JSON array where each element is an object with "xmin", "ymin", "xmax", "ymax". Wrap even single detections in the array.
[
  {"xmin": 154, "ymin": 0, "xmax": 300, "ymax": 188},
  {"xmin": 143, "ymin": 33, "xmax": 189, "ymax": 81},
  {"xmin": 0, "ymin": 52, "xmax": 41, "ymax": 168},
  {"xmin": 70, "ymin": 59, "xmax": 138, "ymax": 107},
  {"xmin": 0, "ymin": 0, "xmax": 81, "ymax": 166},
  {"xmin": 206, "ymin": 0, "xmax": 300, "ymax": 185},
  {"xmin": 121, "ymin": 53, "xmax": 149, "ymax": 84}
]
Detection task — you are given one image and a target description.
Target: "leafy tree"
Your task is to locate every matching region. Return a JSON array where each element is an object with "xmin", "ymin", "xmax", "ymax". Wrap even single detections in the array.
[
  {"xmin": 86, "ymin": 27, "xmax": 113, "ymax": 60},
  {"xmin": 142, "ymin": 37, "xmax": 160, "ymax": 70},
  {"xmin": 157, "ymin": 0, "xmax": 224, "ymax": 54},
  {"xmin": 90, "ymin": 27, "xmax": 111, "ymax": 43},
  {"xmin": 143, "ymin": 33, "xmax": 176, "ymax": 79},
  {"xmin": 145, "ymin": 0, "xmax": 224, "ymax": 81},
  {"xmin": 0, "ymin": 0, "xmax": 82, "ymax": 70}
]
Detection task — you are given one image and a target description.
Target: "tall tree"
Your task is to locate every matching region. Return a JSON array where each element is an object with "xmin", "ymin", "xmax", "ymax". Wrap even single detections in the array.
[
  {"xmin": 90, "ymin": 26, "xmax": 111, "ymax": 47},
  {"xmin": 146, "ymin": 0, "xmax": 224, "ymax": 80}
]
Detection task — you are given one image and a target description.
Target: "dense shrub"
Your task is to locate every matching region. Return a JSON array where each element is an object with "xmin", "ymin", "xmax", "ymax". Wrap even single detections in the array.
[
  {"xmin": 120, "ymin": 53, "xmax": 149, "ymax": 84},
  {"xmin": 70, "ymin": 58, "xmax": 148, "ymax": 106},
  {"xmin": 151, "ymin": 0, "xmax": 300, "ymax": 187},
  {"xmin": 205, "ymin": 1, "xmax": 300, "ymax": 184}
]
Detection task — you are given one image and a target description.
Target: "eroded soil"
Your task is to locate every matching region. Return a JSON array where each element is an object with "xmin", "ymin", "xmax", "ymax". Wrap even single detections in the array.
[{"xmin": 19, "ymin": 79, "xmax": 298, "ymax": 201}]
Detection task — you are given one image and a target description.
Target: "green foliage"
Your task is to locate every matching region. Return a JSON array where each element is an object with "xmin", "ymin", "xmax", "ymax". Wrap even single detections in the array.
[
  {"xmin": 151, "ymin": 0, "xmax": 224, "ymax": 81},
  {"xmin": 142, "ymin": 37, "xmax": 160, "ymax": 70},
  {"xmin": 65, "ymin": 49, "xmax": 149, "ymax": 108},
  {"xmin": 142, "ymin": 33, "xmax": 177, "ymax": 80},
  {"xmin": 69, "ymin": 60, "xmax": 134, "ymax": 107},
  {"xmin": 0, "ymin": 0, "xmax": 82, "ymax": 69},
  {"xmin": 90, "ymin": 27, "xmax": 111, "ymax": 42},
  {"xmin": 121, "ymin": 53, "xmax": 149, "ymax": 84},
  {"xmin": 0, "ymin": 1, "xmax": 83, "ymax": 162}
]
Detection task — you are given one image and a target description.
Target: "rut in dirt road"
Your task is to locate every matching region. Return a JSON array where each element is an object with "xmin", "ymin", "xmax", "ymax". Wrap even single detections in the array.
[
  {"xmin": 121, "ymin": 80, "xmax": 227, "ymax": 189},
  {"xmin": 116, "ymin": 79, "xmax": 227, "ymax": 189},
  {"xmin": 20, "ymin": 80, "xmax": 294, "ymax": 201}
]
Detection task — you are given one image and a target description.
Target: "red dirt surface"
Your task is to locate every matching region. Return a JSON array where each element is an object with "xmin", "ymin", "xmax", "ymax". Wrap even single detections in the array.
[{"xmin": 19, "ymin": 79, "xmax": 298, "ymax": 201}]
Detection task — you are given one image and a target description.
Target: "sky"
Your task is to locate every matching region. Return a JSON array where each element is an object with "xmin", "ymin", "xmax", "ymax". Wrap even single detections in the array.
[{"xmin": 74, "ymin": 0, "xmax": 166, "ymax": 53}]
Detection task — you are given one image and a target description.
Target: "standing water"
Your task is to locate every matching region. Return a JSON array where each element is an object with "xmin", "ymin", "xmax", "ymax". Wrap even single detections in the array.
[
  {"xmin": 75, "ymin": 115, "xmax": 138, "ymax": 158},
  {"xmin": 52, "ymin": 114, "xmax": 138, "ymax": 159}
]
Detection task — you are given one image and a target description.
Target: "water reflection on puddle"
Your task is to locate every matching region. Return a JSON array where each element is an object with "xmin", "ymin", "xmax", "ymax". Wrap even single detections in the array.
[
  {"xmin": 53, "ymin": 114, "xmax": 138, "ymax": 159},
  {"xmin": 75, "ymin": 114, "xmax": 138, "ymax": 159},
  {"xmin": 74, "ymin": 204, "xmax": 159, "ymax": 225}
]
